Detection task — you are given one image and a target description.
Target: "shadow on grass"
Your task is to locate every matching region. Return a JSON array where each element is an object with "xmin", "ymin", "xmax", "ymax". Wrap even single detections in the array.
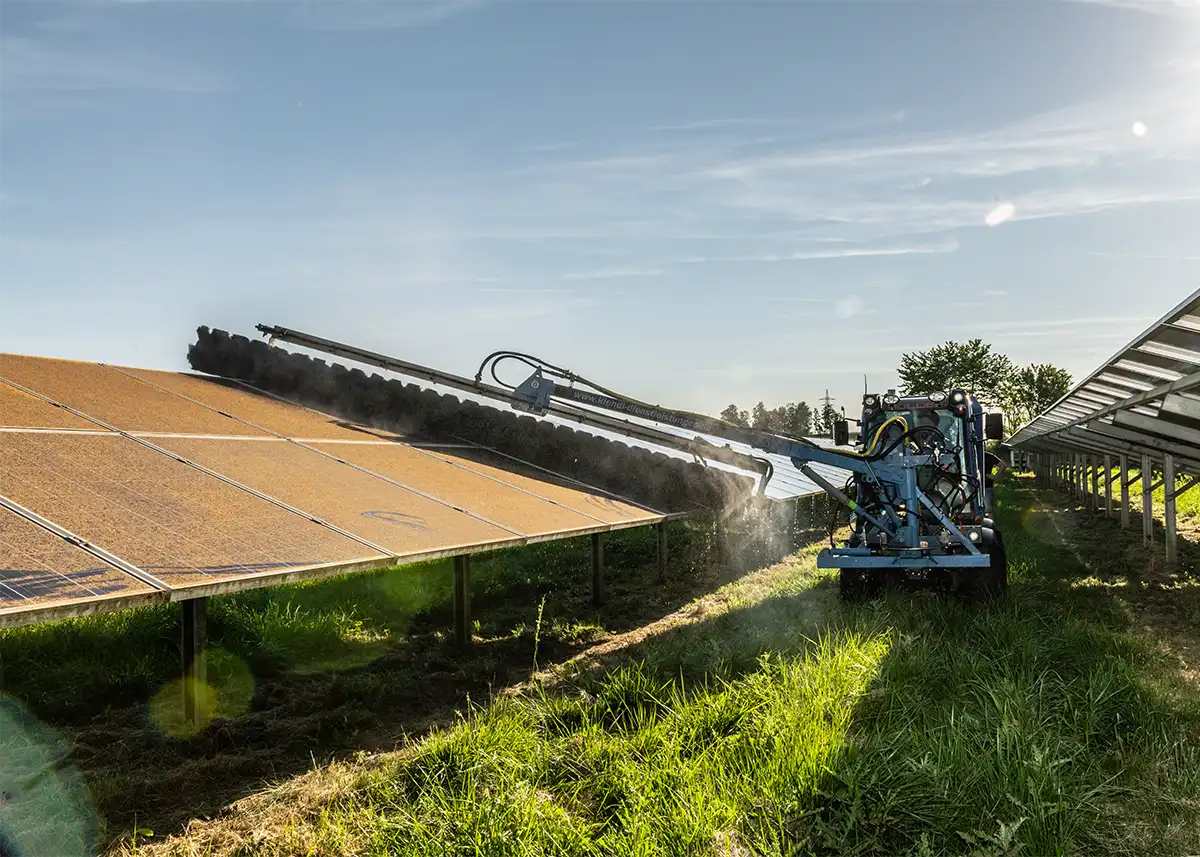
[
  {"xmin": 355, "ymin": 476, "xmax": 1198, "ymax": 857},
  {"xmin": 0, "ymin": 515, "xmax": 815, "ymax": 847}
]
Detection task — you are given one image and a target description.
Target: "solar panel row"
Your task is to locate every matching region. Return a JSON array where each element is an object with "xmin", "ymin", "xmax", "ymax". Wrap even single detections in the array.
[{"xmin": 0, "ymin": 354, "xmax": 668, "ymax": 628}]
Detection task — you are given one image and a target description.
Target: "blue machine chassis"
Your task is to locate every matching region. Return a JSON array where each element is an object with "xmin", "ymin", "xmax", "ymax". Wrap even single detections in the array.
[{"xmin": 816, "ymin": 550, "xmax": 992, "ymax": 569}]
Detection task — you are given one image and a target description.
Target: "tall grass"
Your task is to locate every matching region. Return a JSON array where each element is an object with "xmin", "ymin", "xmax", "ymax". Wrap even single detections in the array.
[{"xmin": 136, "ymin": 478, "xmax": 1200, "ymax": 857}]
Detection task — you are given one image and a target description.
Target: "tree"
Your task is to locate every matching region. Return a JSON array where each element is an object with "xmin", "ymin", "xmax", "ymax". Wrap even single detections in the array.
[
  {"xmin": 898, "ymin": 338, "xmax": 1014, "ymax": 405},
  {"xmin": 817, "ymin": 404, "xmax": 839, "ymax": 436},
  {"xmin": 750, "ymin": 401, "xmax": 770, "ymax": 430},
  {"xmin": 719, "ymin": 404, "xmax": 749, "ymax": 427},
  {"xmin": 1001, "ymin": 363, "xmax": 1073, "ymax": 431},
  {"xmin": 789, "ymin": 401, "xmax": 813, "ymax": 437}
]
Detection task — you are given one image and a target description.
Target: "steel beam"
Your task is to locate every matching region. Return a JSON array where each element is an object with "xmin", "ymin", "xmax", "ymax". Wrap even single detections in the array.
[
  {"xmin": 454, "ymin": 555, "xmax": 471, "ymax": 647},
  {"xmin": 1164, "ymin": 454, "xmax": 1177, "ymax": 566},
  {"xmin": 1119, "ymin": 453, "xmax": 1130, "ymax": 529},
  {"xmin": 591, "ymin": 532, "xmax": 605, "ymax": 606},
  {"xmin": 1142, "ymin": 454, "xmax": 1154, "ymax": 548},
  {"xmin": 1104, "ymin": 454, "xmax": 1113, "ymax": 518},
  {"xmin": 182, "ymin": 597, "xmax": 207, "ymax": 726},
  {"xmin": 656, "ymin": 521, "xmax": 668, "ymax": 584}
]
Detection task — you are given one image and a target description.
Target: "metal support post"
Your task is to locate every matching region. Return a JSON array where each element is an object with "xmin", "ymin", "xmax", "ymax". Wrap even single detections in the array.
[
  {"xmin": 1104, "ymin": 454, "xmax": 1112, "ymax": 518},
  {"xmin": 181, "ymin": 597, "xmax": 208, "ymax": 726},
  {"xmin": 1119, "ymin": 454, "xmax": 1130, "ymax": 530},
  {"xmin": 591, "ymin": 532, "xmax": 605, "ymax": 605},
  {"xmin": 656, "ymin": 521, "xmax": 668, "ymax": 583},
  {"xmin": 1090, "ymin": 456, "xmax": 1099, "ymax": 511},
  {"xmin": 454, "ymin": 554, "xmax": 472, "ymax": 647},
  {"xmin": 1164, "ymin": 454, "xmax": 1177, "ymax": 567},
  {"xmin": 1142, "ymin": 454, "xmax": 1154, "ymax": 548}
]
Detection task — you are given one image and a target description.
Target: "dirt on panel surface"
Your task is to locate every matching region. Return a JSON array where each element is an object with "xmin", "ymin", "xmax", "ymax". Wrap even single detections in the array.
[
  {"xmin": 428, "ymin": 447, "xmax": 661, "ymax": 524},
  {"xmin": 314, "ymin": 441, "xmax": 626, "ymax": 536},
  {"xmin": 0, "ymin": 355, "xmax": 269, "ymax": 436},
  {"xmin": 0, "ymin": 433, "xmax": 380, "ymax": 587},
  {"xmin": 154, "ymin": 437, "xmax": 523, "ymax": 553},
  {"xmin": 0, "ymin": 508, "xmax": 154, "ymax": 611},
  {"xmin": 124, "ymin": 369, "xmax": 402, "ymax": 442},
  {"xmin": 0, "ymin": 382, "xmax": 104, "ymax": 431}
]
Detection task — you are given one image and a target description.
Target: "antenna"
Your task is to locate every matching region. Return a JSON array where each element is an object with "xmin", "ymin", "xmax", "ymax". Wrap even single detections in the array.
[{"xmin": 863, "ymin": 374, "xmax": 868, "ymax": 395}]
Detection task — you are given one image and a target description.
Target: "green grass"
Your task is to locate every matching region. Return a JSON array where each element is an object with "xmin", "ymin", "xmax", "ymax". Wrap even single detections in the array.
[
  {"xmin": 0, "ymin": 523, "xmax": 704, "ymax": 722},
  {"xmin": 115, "ymin": 478, "xmax": 1200, "ymax": 857},
  {"xmin": 1085, "ymin": 466, "xmax": 1200, "ymax": 521}
]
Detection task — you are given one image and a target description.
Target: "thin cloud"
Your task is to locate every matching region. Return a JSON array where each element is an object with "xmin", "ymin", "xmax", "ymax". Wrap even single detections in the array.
[
  {"xmin": 93, "ymin": 0, "xmax": 487, "ymax": 27},
  {"xmin": 561, "ymin": 267, "xmax": 665, "ymax": 281},
  {"xmin": 289, "ymin": 0, "xmax": 485, "ymax": 31},
  {"xmin": 1054, "ymin": 0, "xmax": 1200, "ymax": 15},
  {"xmin": 677, "ymin": 237, "xmax": 959, "ymax": 263},
  {"xmin": 0, "ymin": 36, "xmax": 220, "ymax": 93}
]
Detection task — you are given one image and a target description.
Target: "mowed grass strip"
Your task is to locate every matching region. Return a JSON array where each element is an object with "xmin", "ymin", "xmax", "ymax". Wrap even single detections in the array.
[{"xmin": 127, "ymin": 478, "xmax": 1200, "ymax": 857}]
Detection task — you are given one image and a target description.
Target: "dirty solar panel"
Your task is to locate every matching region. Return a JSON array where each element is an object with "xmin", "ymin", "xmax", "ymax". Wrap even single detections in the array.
[
  {"xmin": 0, "ymin": 382, "xmax": 105, "ymax": 432},
  {"xmin": 419, "ymin": 446, "xmax": 662, "ymax": 525},
  {"xmin": 0, "ymin": 355, "xmax": 269, "ymax": 437},
  {"xmin": 306, "ymin": 441, "xmax": 637, "ymax": 536},
  {"xmin": 0, "ymin": 433, "xmax": 383, "ymax": 590},
  {"xmin": 124, "ymin": 368, "xmax": 402, "ymax": 442},
  {"xmin": 153, "ymin": 437, "xmax": 525, "ymax": 554},
  {"xmin": 0, "ymin": 508, "xmax": 159, "ymax": 618}
]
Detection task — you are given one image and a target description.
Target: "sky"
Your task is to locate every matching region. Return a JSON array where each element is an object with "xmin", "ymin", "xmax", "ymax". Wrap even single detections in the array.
[{"xmin": 2, "ymin": 0, "xmax": 1199, "ymax": 420}]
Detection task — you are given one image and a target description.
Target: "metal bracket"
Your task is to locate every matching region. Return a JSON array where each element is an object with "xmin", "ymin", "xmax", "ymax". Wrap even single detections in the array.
[
  {"xmin": 915, "ymin": 488, "xmax": 982, "ymax": 555},
  {"xmin": 1169, "ymin": 476, "xmax": 1199, "ymax": 502}
]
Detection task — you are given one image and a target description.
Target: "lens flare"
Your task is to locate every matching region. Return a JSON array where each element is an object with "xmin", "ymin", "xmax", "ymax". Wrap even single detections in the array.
[
  {"xmin": 985, "ymin": 201, "xmax": 1016, "ymax": 227},
  {"xmin": 149, "ymin": 648, "xmax": 255, "ymax": 738},
  {"xmin": 0, "ymin": 696, "xmax": 98, "ymax": 856}
]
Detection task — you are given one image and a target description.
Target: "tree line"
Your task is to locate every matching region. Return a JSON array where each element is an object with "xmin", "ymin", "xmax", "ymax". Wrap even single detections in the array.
[
  {"xmin": 715, "ymin": 338, "xmax": 1072, "ymax": 438},
  {"xmin": 718, "ymin": 400, "xmax": 841, "ymax": 437}
]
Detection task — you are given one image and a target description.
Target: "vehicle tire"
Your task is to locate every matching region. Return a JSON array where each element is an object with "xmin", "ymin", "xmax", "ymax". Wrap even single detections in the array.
[
  {"xmin": 960, "ymin": 537, "xmax": 1007, "ymax": 601},
  {"xmin": 839, "ymin": 568, "xmax": 882, "ymax": 602}
]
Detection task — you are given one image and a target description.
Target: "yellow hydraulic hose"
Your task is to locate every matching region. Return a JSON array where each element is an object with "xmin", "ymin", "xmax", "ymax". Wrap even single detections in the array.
[{"xmin": 840, "ymin": 415, "xmax": 909, "ymax": 458}]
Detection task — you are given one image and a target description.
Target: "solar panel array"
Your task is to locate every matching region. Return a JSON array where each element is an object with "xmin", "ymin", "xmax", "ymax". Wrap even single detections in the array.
[
  {"xmin": 1007, "ymin": 288, "xmax": 1200, "ymax": 471},
  {"xmin": 0, "ymin": 355, "xmax": 673, "ymax": 628}
]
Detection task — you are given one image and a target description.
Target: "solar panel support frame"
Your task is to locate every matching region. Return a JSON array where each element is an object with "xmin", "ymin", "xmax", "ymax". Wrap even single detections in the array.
[
  {"xmin": 182, "ymin": 597, "xmax": 208, "ymax": 725},
  {"xmin": 591, "ymin": 532, "xmax": 605, "ymax": 606},
  {"xmin": 453, "ymin": 555, "xmax": 471, "ymax": 648},
  {"xmin": 1119, "ymin": 454, "xmax": 1130, "ymax": 529}
]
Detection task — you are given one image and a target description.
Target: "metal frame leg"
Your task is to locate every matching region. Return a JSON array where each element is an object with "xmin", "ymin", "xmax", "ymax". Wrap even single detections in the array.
[
  {"xmin": 1142, "ymin": 454, "xmax": 1154, "ymax": 548},
  {"xmin": 1104, "ymin": 454, "xmax": 1112, "ymax": 518},
  {"xmin": 656, "ymin": 521, "xmax": 668, "ymax": 584},
  {"xmin": 454, "ymin": 555, "xmax": 472, "ymax": 647},
  {"xmin": 1120, "ymin": 454, "xmax": 1130, "ymax": 530},
  {"xmin": 1164, "ymin": 454, "xmax": 1176, "ymax": 567},
  {"xmin": 182, "ymin": 597, "xmax": 207, "ymax": 726},
  {"xmin": 591, "ymin": 532, "xmax": 605, "ymax": 605}
]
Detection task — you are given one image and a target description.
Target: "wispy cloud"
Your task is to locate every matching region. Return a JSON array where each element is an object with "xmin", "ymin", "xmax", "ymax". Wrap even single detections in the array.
[
  {"xmin": 561, "ymin": 267, "xmax": 665, "ymax": 281},
  {"xmin": 1055, "ymin": 0, "xmax": 1200, "ymax": 15},
  {"xmin": 1088, "ymin": 251, "xmax": 1200, "ymax": 261},
  {"xmin": 290, "ymin": 0, "xmax": 485, "ymax": 32},
  {"xmin": 0, "ymin": 36, "xmax": 220, "ymax": 93},
  {"xmin": 677, "ymin": 237, "xmax": 960, "ymax": 263},
  {"xmin": 88, "ymin": 0, "xmax": 489, "ymax": 27},
  {"xmin": 494, "ymin": 54, "xmax": 1200, "ymax": 245}
]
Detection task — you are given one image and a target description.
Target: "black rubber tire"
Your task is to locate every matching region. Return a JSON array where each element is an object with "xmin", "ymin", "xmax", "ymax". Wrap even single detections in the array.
[
  {"xmin": 839, "ymin": 568, "xmax": 883, "ymax": 602},
  {"xmin": 960, "ymin": 537, "xmax": 1008, "ymax": 601}
]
